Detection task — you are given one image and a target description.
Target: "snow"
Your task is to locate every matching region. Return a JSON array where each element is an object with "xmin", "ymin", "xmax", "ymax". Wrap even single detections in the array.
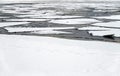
[
  {"xmin": 89, "ymin": 29, "xmax": 120, "ymax": 37},
  {"xmin": 5, "ymin": 27, "xmax": 75, "ymax": 32},
  {"xmin": 0, "ymin": 35, "xmax": 120, "ymax": 76},
  {"xmin": 94, "ymin": 15, "xmax": 120, "ymax": 20},
  {"xmin": 6, "ymin": 19, "xmax": 48, "ymax": 22},
  {"xmin": 93, "ymin": 21, "xmax": 120, "ymax": 28},
  {"xmin": 78, "ymin": 26, "xmax": 111, "ymax": 31},
  {"xmin": 49, "ymin": 19, "xmax": 100, "ymax": 25},
  {"xmin": 0, "ymin": 22, "xmax": 30, "ymax": 27}
]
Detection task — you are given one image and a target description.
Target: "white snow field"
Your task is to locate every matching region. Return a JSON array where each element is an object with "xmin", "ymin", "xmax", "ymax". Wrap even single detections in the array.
[
  {"xmin": 0, "ymin": 22, "xmax": 30, "ymax": 27},
  {"xmin": 49, "ymin": 19, "xmax": 100, "ymax": 24},
  {"xmin": 93, "ymin": 21, "xmax": 120, "ymax": 28},
  {"xmin": 0, "ymin": 35, "xmax": 120, "ymax": 76}
]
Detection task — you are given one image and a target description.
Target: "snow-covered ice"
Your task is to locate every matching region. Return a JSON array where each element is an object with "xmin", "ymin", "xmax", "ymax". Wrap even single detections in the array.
[
  {"xmin": 0, "ymin": 16, "xmax": 9, "ymax": 18},
  {"xmin": 16, "ymin": 15, "xmax": 82, "ymax": 19},
  {"xmin": 5, "ymin": 27, "xmax": 75, "ymax": 32},
  {"xmin": 36, "ymin": 16, "xmax": 82, "ymax": 19},
  {"xmin": 0, "ymin": 35, "xmax": 120, "ymax": 76},
  {"xmin": 49, "ymin": 19, "xmax": 100, "ymax": 24},
  {"xmin": 0, "ymin": 9, "xmax": 18, "ymax": 14},
  {"xmin": 6, "ymin": 19, "xmax": 48, "ymax": 22},
  {"xmin": 78, "ymin": 26, "xmax": 111, "ymax": 31},
  {"xmin": 78, "ymin": 26, "xmax": 120, "ymax": 37},
  {"xmin": 93, "ymin": 21, "xmax": 120, "ymax": 28},
  {"xmin": 94, "ymin": 15, "xmax": 120, "ymax": 20},
  {"xmin": 0, "ymin": 22, "xmax": 30, "ymax": 27},
  {"xmin": 89, "ymin": 29, "xmax": 120, "ymax": 37},
  {"xmin": 31, "ymin": 30, "xmax": 71, "ymax": 34}
]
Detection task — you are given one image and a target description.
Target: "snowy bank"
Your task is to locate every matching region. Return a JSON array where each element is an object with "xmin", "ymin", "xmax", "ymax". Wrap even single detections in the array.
[{"xmin": 0, "ymin": 35, "xmax": 120, "ymax": 76}]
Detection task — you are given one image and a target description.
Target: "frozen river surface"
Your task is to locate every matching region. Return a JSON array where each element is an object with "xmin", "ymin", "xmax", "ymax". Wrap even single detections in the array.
[
  {"xmin": 0, "ymin": 2, "xmax": 120, "ymax": 76},
  {"xmin": 0, "ymin": 2, "xmax": 120, "ymax": 42}
]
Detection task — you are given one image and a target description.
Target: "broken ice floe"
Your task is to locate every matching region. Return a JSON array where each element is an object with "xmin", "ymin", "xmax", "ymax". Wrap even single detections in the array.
[
  {"xmin": 5, "ymin": 27, "xmax": 75, "ymax": 32},
  {"xmin": 49, "ymin": 19, "xmax": 100, "ymax": 24},
  {"xmin": 93, "ymin": 21, "xmax": 120, "ymax": 28},
  {"xmin": 0, "ymin": 22, "xmax": 30, "ymax": 27},
  {"xmin": 16, "ymin": 14, "xmax": 82, "ymax": 19},
  {"xmin": 94, "ymin": 15, "xmax": 120, "ymax": 20},
  {"xmin": 6, "ymin": 19, "xmax": 48, "ymax": 22},
  {"xmin": 78, "ymin": 26, "xmax": 120, "ymax": 37},
  {"xmin": 31, "ymin": 30, "xmax": 71, "ymax": 34},
  {"xmin": 0, "ymin": 16, "xmax": 9, "ymax": 19},
  {"xmin": 89, "ymin": 29, "xmax": 120, "ymax": 37},
  {"xmin": 78, "ymin": 26, "xmax": 111, "ymax": 31}
]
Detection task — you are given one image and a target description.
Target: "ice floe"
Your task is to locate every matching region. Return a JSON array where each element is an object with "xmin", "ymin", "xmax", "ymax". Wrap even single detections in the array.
[
  {"xmin": 0, "ymin": 16, "xmax": 9, "ymax": 18},
  {"xmin": 49, "ymin": 19, "xmax": 100, "ymax": 24},
  {"xmin": 78, "ymin": 26, "xmax": 120, "ymax": 37},
  {"xmin": 16, "ymin": 14, "xmax": 82, "ymax": 19},
  {"xmin": 78, "ymin": 26, "xmax": 112, "ymax": 31},
  {"xmin": 89, "ymin": 29, "xmax": 120, "ymax": 37},
  {"xmin": 6, "ymin": 19, "xmax": 48, "ymax": 22},
  {"xmin": 31, "ymin": 30, "xmax": 71, "ymax": 34},
  {"xmin": 94, "ymin": 15, "xmax": 120, "ymax": 20},
  {"xmin": 93, "ymin": 21, "xmax": 120, "ymax": 28},
  {"xmin": 33, "ymin": 16, "xmax": 82, "ymax": 19},
  {"xmin": 15, "ymin": 10, "xmax": 58, "ymax": 17},
  {"xmin": 5, "ymin": 27, "xmax": 75, "ymax": 32},
  {"xmin": 0, "ymin": 22, "xmax": 30, "ymax": 27}
]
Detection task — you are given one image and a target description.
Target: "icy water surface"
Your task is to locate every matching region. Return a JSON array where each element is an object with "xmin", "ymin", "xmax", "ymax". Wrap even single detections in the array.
[{"xmin": 0, "ymin": 2, "xmax": 120, "ymax": 42}]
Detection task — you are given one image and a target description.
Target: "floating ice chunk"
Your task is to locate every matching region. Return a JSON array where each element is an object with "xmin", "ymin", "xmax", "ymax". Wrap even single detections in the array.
[
  {"xmin": 0, "ymin": 22, "xmax": 30, "ymax": 27},
  {"xmin": 89, "ymin": 29, "xmax": 120, "ymax": 37},
  {"xmin": 0, "ymin": 16, "xmax": 9, "ymax": 18},
  {"xmin": 94, "ymin": 15, "xmax": 120, "ymax": 20},
  {"xmin": 33, "ymin": 3, "xmax": 58, "ymax": 8},
  {"xmin": 16, "ymin": 14, "xmax": 82, "ymax": 19},
  {"xmin": 31, "ymin": 30, "xmax": 71, "ymax": 34},
  {"xmin": 1, "ymin": 9, "xmax": 18, "ymax": 14},
  {"xmin": 6, "ymin": 19, "xmax": 48, "ymax": 22},
  {"xmin": 93, "ymin": 21, "xmax": 120, "ymax": 28},
  {"xmin": 5, "ymin": 27, "xmax": 75, "ymax": 32},
  {"xmin": 78, "ymin": 26, "xmax": 111, "ymax": 31},
  {"xmin": 16, "ymin": 14, "xmax": 39, "ymax": 18},
  {"xmin": 16, "ymin": 10, "xmax": 57, "ymax": 18},
  {"xmin": 49, "ymin": 19, "xmax": 100, "ymax": 24},
  {"xmin": 33, "ymin": 16, "xmax": 82, "ymax": 19}
]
